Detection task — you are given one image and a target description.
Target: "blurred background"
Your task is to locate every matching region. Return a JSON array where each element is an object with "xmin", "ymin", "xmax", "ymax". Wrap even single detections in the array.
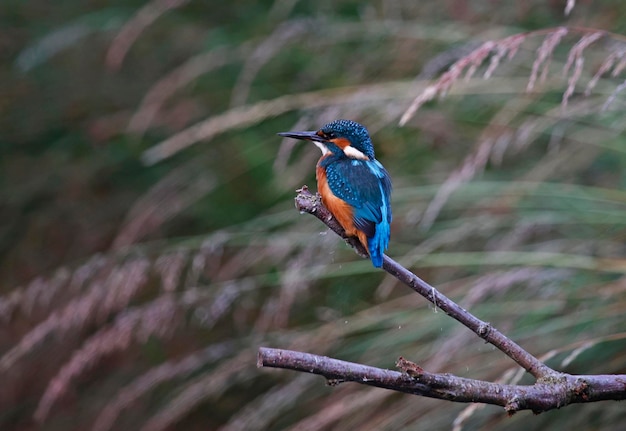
[{"xmin": 1, "ymin": 1, "xmax": 626, "ymax": 430}]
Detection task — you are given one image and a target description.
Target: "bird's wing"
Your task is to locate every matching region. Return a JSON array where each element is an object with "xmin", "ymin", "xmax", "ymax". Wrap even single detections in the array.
[{"xmin": 325, "ymin": 159, "xmax": 392, "ymax": 238}]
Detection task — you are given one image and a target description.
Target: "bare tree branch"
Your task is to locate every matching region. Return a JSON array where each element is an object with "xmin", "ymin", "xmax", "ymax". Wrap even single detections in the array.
[
  {"xmin": 294, "ymin": 186, "xmax": 550, "ymax": 378},
  {"xmin": 258, "ymin": 347, "xmax": 626, "ymax": 413},
  {"xmin": 257, "ymin": 186, "xmax": 626, "ymax": 414}
]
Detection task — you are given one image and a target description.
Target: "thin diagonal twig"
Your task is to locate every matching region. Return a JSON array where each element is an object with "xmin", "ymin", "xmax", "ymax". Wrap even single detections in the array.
[
  {"xmin": 258, "ymin": 187, "xmax": 626, "ymax": 413},
  {"xmin": 293, "ymin": 187, "xmax": 551, "ymax": 378}
]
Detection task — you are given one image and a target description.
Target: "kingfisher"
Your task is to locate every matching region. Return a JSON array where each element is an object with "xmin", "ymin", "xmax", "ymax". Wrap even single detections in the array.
[{"xmin": 278, "ymin": 119, "xmax": 392, "ymax": 267}]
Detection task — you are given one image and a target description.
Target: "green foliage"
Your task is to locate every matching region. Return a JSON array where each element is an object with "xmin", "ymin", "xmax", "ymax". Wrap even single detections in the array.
[{"xmin": 1, "ymin": 1, "xmax": 626, "ymax": 430}]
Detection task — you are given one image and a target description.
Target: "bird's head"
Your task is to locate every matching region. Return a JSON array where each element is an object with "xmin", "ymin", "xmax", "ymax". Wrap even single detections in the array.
[{"xmin": 278, "ymin": 119, "xmax": 375, "ymax": 160}]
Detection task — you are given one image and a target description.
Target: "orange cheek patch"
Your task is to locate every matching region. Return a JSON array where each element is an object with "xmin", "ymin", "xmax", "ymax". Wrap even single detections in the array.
[{"xmin": 330, "ymin": 137, "xmax": 351, "ymax": 149}]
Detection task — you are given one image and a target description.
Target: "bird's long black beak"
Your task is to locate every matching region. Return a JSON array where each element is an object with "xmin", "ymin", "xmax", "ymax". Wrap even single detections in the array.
[{"xmin": 277, "ymin": 130, "xmax": 326, "ymax": 142}]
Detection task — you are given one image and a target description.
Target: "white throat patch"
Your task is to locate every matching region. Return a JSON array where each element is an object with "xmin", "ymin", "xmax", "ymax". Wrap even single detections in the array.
[
  {"xmin": 313, "ymin": 141, "xmax": 329, "ymax": 155},
  {"xmin": 343, "ymin": 145, "xmax": 369, "ymax": 160}
]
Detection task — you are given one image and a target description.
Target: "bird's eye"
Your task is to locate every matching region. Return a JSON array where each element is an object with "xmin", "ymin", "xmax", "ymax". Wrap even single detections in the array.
[{"xmin": 326, "ymin": 132, "xmax": 336, "ymax": 139}]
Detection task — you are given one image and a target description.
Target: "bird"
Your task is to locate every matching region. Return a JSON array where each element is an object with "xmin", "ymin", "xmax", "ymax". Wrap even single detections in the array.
[{"xmin": 278, "ymin": 119, "xmax": 392, "ymax": 267}]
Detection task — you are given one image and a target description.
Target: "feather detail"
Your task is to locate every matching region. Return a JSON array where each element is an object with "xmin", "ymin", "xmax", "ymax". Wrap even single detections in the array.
[
  {"xmin": 316, "ymin": 165, "xmax": 368, "ymax": 250},
  {"xmin": 317, "ymin": 157, "xmax": 392, "ymax": 267}
]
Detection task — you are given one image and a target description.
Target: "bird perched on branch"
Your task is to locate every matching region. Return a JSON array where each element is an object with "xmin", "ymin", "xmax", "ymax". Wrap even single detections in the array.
[{"xmin": 278, "ymin": 119, "xmax": 392, "ymax": 267}]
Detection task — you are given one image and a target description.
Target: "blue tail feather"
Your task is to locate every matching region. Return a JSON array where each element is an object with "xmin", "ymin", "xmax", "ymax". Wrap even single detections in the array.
[
  {"xmin": 368, "ymin": 220, "xmax": 389, "ymax": 267},
  {"xmin": 368, "ymin": 192, "xmax": 391, "ymax": 267}
]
